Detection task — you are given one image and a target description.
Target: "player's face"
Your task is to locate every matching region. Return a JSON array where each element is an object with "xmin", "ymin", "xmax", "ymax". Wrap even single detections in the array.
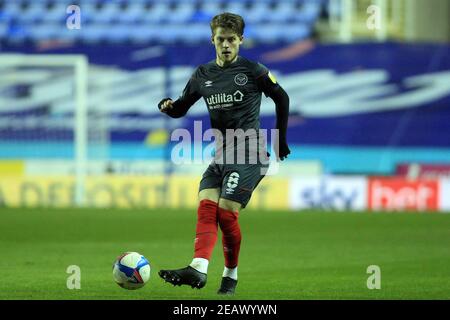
[{"xmin": 212, "ymin": 27, "xmax": 243, "ymax": 66}]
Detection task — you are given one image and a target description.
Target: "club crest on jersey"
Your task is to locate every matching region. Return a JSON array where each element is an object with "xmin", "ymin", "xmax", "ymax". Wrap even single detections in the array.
[{"xmin": 234, "ymin": 73, "xmax": 248, "ymax": 86}]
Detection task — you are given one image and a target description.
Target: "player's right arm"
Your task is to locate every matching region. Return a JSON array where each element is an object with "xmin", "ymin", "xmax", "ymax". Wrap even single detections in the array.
[{"xmin": 158, "ymin": 73, "xmax": 202, "ymax": 118}]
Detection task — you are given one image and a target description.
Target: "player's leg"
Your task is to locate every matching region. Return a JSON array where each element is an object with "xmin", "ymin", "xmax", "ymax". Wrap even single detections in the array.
[
  {"xmin": 190, "ymin": 188, "xmax": 220, "ymax": 273},
  {"xmin": 159, "ymin": 164, "xmax": 222, "ymax": 289},
  {"xmin": 216, "ymin": 165, "xmax": 267, "ymax": 295},
  {"xmin": 217, "ymin": 197, "xmax": 242, "ymax": 294}
]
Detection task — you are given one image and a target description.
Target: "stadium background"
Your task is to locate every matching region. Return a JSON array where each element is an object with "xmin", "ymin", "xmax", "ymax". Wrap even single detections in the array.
[{"xmin": 0, "ymin": 0, "xmax": 449, "ymax": 300}]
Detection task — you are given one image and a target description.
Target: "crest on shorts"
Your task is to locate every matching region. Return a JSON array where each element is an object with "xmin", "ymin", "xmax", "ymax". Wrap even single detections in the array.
[
  {"xmin": 234, "ymin": 73, "xmax": 248, "ymax": 86},
  {"xmin": 225, "ymin": 172, "xmax": 240, "ymax": 194}
]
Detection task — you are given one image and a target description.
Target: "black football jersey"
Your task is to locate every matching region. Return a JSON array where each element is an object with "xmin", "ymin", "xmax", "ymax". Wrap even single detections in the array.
[
  {"xmin": 178, "ymin": 56, "xmax": 279, "ymax": 135},
  {"xmin": 173, "ymin": 56, "xmax": 282, "ymax": 164}
]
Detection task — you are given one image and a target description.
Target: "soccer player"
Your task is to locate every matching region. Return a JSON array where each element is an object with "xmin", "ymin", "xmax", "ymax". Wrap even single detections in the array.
[{"xmin": 157, "ymin": 12, "xmax": 290, "ymax": 295}]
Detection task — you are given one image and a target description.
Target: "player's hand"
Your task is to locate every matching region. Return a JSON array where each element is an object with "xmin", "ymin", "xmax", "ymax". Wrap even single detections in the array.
[
  {"xmin": 158, "ymin": 98, "xmax": 173, "ymax": 113},
  {"xmin": 274, "ymin": 138, "xmax": 291, "ymax": 161}
]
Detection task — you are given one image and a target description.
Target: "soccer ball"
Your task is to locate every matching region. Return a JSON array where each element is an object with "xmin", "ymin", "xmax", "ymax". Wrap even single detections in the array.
[{"xmin": 112, "ymin": 252, "xmax": 151, "ymax": 290}]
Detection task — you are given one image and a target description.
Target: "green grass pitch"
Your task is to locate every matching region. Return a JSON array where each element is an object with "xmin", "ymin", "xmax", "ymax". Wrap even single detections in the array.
[{"xmin": 0, "ymin": 208, "xmax": 449, "ymax": 300}]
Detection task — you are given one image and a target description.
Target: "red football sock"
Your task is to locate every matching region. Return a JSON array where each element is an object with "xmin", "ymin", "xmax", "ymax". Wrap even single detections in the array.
[
  {"xmin": 218, "ymin": 207, "xmax": 241, "ymax": 268},
  {"xmin": 193, "ymin": 199, "xmax": 219, "ymax": 260}
]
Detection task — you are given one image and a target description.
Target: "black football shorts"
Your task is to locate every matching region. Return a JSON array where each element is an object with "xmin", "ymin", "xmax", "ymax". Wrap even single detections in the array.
[{"xmin": 199, "ymin": 162, "xmax": 269, "ymax": 208}]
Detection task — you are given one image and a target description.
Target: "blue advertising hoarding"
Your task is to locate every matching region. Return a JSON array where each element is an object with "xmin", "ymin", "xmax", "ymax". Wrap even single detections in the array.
[{"xmin": 1, "ymin": 41, "xmax": 449, "ymax": 174}]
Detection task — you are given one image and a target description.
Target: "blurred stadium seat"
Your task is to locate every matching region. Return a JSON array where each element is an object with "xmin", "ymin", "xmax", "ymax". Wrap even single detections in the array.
[{"xmin": 0, "ymin": 0, "xmax": 324, "ymax": 44}]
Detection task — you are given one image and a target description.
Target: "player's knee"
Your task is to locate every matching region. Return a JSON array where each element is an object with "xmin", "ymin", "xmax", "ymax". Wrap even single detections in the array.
[
  {"xmin": 198, "ymin": 211, "xmax": 217, "ymax": 225},
  {"xmin": 198, "ymin": 188, "xmax": 220, "ymax": 203},
  {"xmin": 218, "ymin": 207, "xmax": 241, "ymax": 237},
  {"xmin": 197, "ymin": 197, "xmax": 219, "ymax": 226},
  {"xmin": 218, "ymin": 198, "xmax": 242, "ymax": 213}
]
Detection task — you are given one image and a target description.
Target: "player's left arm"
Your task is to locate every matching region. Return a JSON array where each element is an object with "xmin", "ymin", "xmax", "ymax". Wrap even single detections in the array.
[{"xmin": 256, "ymin": 71, "xmax": 291, "ymax": 161}]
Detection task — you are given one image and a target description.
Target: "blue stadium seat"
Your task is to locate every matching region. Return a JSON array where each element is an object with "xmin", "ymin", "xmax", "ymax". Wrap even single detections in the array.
[
  {"xmin": 15, "ymin": 3, "xmax": 45, "ymax": 23},
  {"xmin": 0, "ymin": 9, "xmax": 13, "ymax": 23},
  {"xmin": 74, "ymin": 2, "xmax": 98, "ymax": 24},
  {"xmin": 266, "ymin": 2, "xmax": 296, "ymax": 23},
  {"xmin": 28, "ymin": 23, "xmax": 59, "ymax": 41},
  {"xmin": 91, "ymin": 2, "xmax": 120, "ymax": 24},
  {"xmin": 0, "ymin": 0, "xmax": 323, "ymax": 44},
  {"xmin": 251, "ymin": 25, "xmax": 281, "ymax": 43},
  {"xmin": 280, "ymin": 24, "xmax": 311, "ymax": 42},
  {"xmin": 165, "ymin": 3, "xmax": 195, "ymax": 24},
  {"xmin": 3, "ymin": 1, "xmax": 21, "ymax": 17},
  {"xmin": 141, "ymin": 3, "xmax": 169, "ymax": 24},
  {"xmin": 128, "ymin": 25, "xmax": 161, "ymax": 43},
  {"xmin": 78, "ymin": 23, "xmax": 110, "ymax": 43},
  {"xmin": 190, "ymin": 11, "xmax": 214, "ymax": 23},
  {"xmin": 199, "ymin": 2, "xmax": 223, "ymax": 17},
  {"xmin": 44, "ymin": 3, "xmax": 68, "ymax": 23},
  {"xmin": 182, "ymin": 23, "xmax": 210, "ymax": 43},
  {"xmin": 245, "ymin": 2, "xmax": 271, "ymax": 24},
  {"xmin": 223, "ymin": 2, "xmax": 247, "ymax": 16},
  {"xmin": 6, "ymin": 24, "xmax": 29, "ymax": 42},
  {"xmin": 116, "ymin": 3, "xmax": 146, "ymax": 24},
  {"xmin": 154, "ymin": 24, "xmax": 180, "ymax": 43},
  {"xmin": 0, "ymin": 22, "xmax": 8, "ymax": 39},
  {"xmin": 250, "ymin": 23, "xmax": 311, "ymax": 43},
  {"xmin": 294, "ymin": 2, "xmax": 321, "ymax": 23},
  {"xmin": 57, "ymin": 27, "xmax": 82, "ymax": 42},
  {"xmin": 104, "ymin": 24, "xmax": 131, "ymax": 43}
]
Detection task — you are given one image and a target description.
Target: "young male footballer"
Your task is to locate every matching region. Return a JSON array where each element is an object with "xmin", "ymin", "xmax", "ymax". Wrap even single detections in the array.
[{"xmin": 158, "ymin": 12, "xmax": 290, "ymax": 295}]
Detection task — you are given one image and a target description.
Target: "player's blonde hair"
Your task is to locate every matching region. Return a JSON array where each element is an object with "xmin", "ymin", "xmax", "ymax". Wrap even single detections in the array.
[{"xmin": 210, "ymin": 12, "xmax": 245, "ymax": 36}]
